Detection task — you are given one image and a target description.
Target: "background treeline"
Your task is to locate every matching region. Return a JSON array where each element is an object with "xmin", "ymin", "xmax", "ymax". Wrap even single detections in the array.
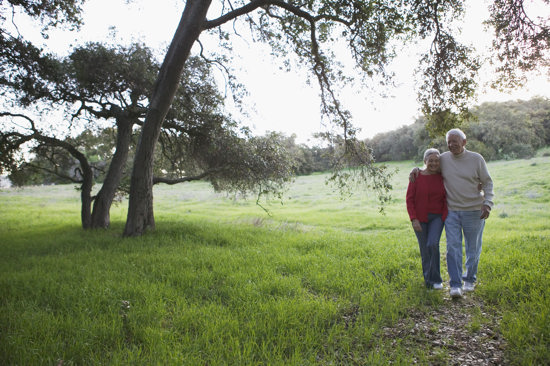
[
  {"xmin": 290, "ymin": 97, "xmax": 550, "ymax": 173},
  {"xmin": 366, "ymin": 97, "xmax": 550, "ymax": 163},
  {"xmin": 8, "ymin": 97, "xmax": 550, "ymax": 186},
  {"xmin": 271, "ymin": 97, "xmax": 550, "ymax": 175}
]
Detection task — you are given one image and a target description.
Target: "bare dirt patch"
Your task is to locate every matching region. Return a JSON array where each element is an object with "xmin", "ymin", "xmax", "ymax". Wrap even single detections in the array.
[{"xmin": 381, "ymin": 290, "xmax": 507, "ymax": 365}]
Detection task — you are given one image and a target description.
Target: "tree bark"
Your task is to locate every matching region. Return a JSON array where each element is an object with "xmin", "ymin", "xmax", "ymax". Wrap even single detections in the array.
[
  {"xmin": 91, "ymin": 116, "xmax": 134, "ymax": 228},
  {"xmin": 124, "ymin": 0, "xmax": 212, "ymax": 236},
  {"xmin": 80, "ymin": 161, "xmax": 94, "ymax": 229}
]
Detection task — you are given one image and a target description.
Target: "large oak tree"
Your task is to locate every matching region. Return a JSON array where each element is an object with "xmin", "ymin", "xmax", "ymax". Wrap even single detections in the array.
[{"xmin": 1, "ymin": 40, "xmax": 296, "ymax": 229}]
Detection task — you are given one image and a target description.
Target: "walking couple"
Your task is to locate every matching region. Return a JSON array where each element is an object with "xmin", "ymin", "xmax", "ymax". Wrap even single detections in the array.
[{"xmin": 406, "ymin": 128, "xmax": 494, "ymax": 298}]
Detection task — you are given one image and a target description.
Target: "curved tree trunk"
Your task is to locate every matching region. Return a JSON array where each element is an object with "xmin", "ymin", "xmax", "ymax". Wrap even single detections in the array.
[
  {"xmin": 66, "ymin": 146, "xmax": 93, "ymax": 229},
  {"xmin": 34, "ymin": 133, "xmax": 94, "ymax": 229},
  {"xmin": 80, "ymin": 160, "xmax": 94, "ymax": 229},
  {"xmin": 91, "ymin": 116, "xmax": 134, "ymax": 228},
  {"xmin": 124, "ymin": 0, "xmax": 212, "ymax": 237}
]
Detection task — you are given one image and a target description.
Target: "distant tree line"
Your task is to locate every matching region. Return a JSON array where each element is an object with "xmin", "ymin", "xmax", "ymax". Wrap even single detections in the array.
[
  {"xmin": 365, "ymin": 97, "xmax": 550, "ymax": 163},
  {"xmin": 291, "ymin": 97, "xmax": 550, "ymax": 171}
]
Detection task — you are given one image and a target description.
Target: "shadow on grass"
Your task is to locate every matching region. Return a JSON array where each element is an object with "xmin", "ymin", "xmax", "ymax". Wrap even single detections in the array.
[{"xmin": 1, "ymin": 218, "xmax": 282, "ymax": 263}]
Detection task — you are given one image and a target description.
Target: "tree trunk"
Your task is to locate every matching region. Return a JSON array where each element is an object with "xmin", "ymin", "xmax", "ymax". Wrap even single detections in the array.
[
  {"xmin": 80, "ymin": 163, "xmax": 93, "ymax": 229},
  {"xmin": 91, "ymin": 116, "xmax": 134, "ymax": 228},
  {"xmin": 34, "ymin": 133, "xmax": 94, "ymax": 229},
  {"xmin": 124, "ymin": 0, "xmax": 212, "ymax": 237}
]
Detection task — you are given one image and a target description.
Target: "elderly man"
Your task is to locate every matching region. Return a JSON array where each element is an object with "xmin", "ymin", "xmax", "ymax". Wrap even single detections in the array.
[{"xmin": 413, "ymin": 128, "xmax": 494, "ymax": 298}]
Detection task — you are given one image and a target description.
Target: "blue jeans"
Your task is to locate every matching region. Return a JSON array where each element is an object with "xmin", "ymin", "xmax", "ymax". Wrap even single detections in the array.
[
  {"xmin": 413, "ymin": 213, "xmax": 443, "ymax": 287},
  {"xmin": 445, "ymin": 210, "xmax": 485, "ymax": 288}
]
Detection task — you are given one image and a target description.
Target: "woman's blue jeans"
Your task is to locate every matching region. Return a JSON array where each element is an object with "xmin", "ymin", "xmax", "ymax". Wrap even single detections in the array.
[
  {"xmin": 413, "ymin": 213, "xmax": 443, "ymax": 287},
  {"xmin": 445, "ymin": 210, "xmax": 485, "ymax": 288}
]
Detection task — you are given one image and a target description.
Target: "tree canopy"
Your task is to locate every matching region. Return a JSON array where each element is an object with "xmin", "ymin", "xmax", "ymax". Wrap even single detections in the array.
[
  {"xmin": 0, "ymin": 39, "xmax": 296, "ymax": 229},
  {"xmin": 1, "ymin": 0, "xmax": 85, "ymax": 30}
]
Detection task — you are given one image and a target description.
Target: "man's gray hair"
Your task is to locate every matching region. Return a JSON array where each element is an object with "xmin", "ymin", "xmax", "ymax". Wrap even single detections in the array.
[
  {"xmin": 423, "ymin": 148, "xmax": 440, "ymax": 162},
  {"xmin": 446, "ymin": 128, "xmax": 467, "ymax": 141}
]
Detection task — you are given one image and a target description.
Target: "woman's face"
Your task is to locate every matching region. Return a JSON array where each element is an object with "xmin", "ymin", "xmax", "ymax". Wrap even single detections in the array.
[{"xmin": 425, "ymin": 153, "xmax": 440, "ymax": 174}]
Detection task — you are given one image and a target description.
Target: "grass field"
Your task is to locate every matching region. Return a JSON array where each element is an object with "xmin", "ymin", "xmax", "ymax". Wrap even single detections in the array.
[{"xmin": 0, "ymin": 155, "xmax": 549, "ymax": 365}]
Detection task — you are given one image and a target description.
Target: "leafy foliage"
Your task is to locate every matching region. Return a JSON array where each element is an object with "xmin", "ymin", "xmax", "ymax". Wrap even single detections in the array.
[
  {"xmin": 1, "ymin": 0, "xmax": 85, "ymax": 31},
  {"xmin": 486, "ymin": 0, "xmax": 550, "ymax": 90},
  {"xmin": 414, "ymin": 1, "xmax": 480, "ymax": 136},
  {"xmin": 0, "ymin": 40, "xmax": 297, "ymax": 219},
  {"xmin": 5, "ymin": 127, "xmax": 127, "ymax": 186},
  {"xmin": 325, "ymin": 138, "xmax": 394, "ymax": 210},
  {"xmin": 366, "ymin": 97, "xmax": 550, "ymax": 162}
]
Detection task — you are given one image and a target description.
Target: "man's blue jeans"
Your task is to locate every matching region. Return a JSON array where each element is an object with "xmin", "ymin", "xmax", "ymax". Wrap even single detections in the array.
[
  {"xmin": 445, "ymin": 210, "xmax": 485, "ymax": 288},
  {"xmin": 413, "ymin": 213, "xmax": 443, "ymax": 287}
]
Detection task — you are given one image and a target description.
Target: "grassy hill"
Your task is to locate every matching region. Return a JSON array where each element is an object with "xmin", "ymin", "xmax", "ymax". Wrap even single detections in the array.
[{"xmin": 1, "ymin": 156, "xmax": 548, "ymax": 365}]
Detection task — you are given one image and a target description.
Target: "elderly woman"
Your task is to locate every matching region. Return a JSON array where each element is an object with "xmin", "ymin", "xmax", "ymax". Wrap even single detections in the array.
[{"xmin": 406, "ymin": 148, "xmax": 448, "ymax": 289}]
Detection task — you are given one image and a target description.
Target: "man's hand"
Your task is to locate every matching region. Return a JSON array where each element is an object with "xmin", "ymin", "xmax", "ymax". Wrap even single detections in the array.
[
  {"xmin": 409, "ymin": 167, "xmax": 421, "ymax": 183},
  {"xmin": 480, "ymin": 205, "xmax": 491, "ymax": 219},
  {"xmin": 412, "ymin": 219, "xmax": 422, "ymax": 232}
]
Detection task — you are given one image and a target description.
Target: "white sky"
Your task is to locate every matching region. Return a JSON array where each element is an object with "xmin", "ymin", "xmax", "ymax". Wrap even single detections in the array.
[{"xmin": 5, "ymin": 0, "xmax": 550, "ymax": 144}]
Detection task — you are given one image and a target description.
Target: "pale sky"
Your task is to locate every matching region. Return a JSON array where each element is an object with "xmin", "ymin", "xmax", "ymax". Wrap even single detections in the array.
[{"xmin": 5, "ymin": 0, "xmax": 550, "ymax": 144}]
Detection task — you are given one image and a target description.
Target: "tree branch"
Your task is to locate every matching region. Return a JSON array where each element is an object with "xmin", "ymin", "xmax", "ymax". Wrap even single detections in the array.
[
  {"xmin": 1, "ymin": 112, "xmax": 93, "ymax": 178},
  {"xmin": 204, "ymin": 0, "xmax": 270, "ymax": 29},
  {"xmin": 25, "ymin": 162, "xmax": 83, "ymax": 183},
  {"xmin": 153, "ymin": 169, "xmax": 220, "ymax": 185}
]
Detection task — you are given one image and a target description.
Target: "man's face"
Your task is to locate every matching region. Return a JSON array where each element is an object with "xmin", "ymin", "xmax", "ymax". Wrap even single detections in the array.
[{"xmin": 447, "ymin": 134, "xmax": 466, "ymax": 155}]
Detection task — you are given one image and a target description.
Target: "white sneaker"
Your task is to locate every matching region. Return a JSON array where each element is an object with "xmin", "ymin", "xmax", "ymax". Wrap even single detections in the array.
[
  {"xmin": 450, "ymin": 287, "xmax": 463, "ymax": 298},
  {"xmin": 432, "ymin": 283, "xmax": 443, "ymax": 290},
  {"xmin": 463, "ymin": 281, "xmax": 475, "ymax": 292}
]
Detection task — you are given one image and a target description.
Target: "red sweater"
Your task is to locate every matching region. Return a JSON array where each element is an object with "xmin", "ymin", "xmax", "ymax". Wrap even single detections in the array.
[{"xmin": 406, "ymin": 173, "xmax": 448, "ymax": 223}]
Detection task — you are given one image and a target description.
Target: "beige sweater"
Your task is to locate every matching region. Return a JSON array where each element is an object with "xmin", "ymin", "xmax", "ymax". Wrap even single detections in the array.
[{"xmin": 440, "ymin": 149, "xmax": 494, "ymax": 211}]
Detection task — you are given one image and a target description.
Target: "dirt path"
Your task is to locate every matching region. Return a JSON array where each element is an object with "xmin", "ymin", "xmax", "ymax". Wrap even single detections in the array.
[{"xmin": 381, "ymin": 290, "xmax": 507, "ymax": 365}]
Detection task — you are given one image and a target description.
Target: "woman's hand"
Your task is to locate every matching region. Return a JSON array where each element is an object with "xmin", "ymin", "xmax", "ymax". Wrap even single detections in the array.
[{"xmin": 412, "ymin": 219, "xmax": 422, "ymax": 232}]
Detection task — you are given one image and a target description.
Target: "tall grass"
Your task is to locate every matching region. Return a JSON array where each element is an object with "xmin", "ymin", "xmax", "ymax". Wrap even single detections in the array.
[{"xmin": 0, "ymin": 156, "xmax": 548, "ymax": 365}]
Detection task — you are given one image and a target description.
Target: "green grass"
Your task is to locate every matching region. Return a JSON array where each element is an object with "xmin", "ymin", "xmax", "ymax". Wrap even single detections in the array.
[{"xmin": 1, "ymin": 157, "xmax": 549, "ymax": 365}]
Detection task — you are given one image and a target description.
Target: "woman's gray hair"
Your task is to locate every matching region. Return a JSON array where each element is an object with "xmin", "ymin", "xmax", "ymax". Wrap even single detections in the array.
[
  {"xmin": 446, "ymin": 128, "xmax": 467, "ymax": 141},
  {"xmin": 423, "ymin": 148, "xmax": 440, "ymax": 162}
]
